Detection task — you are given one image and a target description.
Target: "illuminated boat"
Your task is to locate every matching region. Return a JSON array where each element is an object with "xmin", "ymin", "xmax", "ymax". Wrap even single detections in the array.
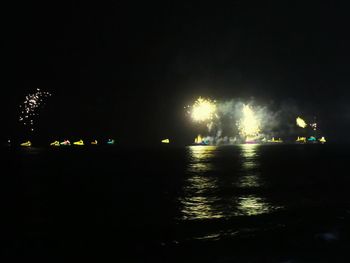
[
  {"xmin": 73, "ymin": 139, "xmax": 84, "ymax": 146},
  {"xmin": 91, "ymin": 140, "xmax": 98, "ymax": 145},
  {"xmin": 161, "ymin": 139, "xmax": 170, "ymax": 144},
  {"xmin": 193, "ymin": 135, "xmax": 209, "ymax": 145},
  {"xmin": 267, "ymin": 137, "xmax": 283, "ymax": 143},
  {"xmin": 50, "ymin": 141, "xmax": 60, "ymax": 146},
  {"xmin": 319, "ymin": 136, "xmax": 326, "ymax": 144},
  {"xmin": 107, "ymin": 139, "xmax": 115, "ymax": 145},
  {"xmin": 308, "ymin": 136, "xmax": 317, "ymax": 143},
  {"xmin": 20, "ymin": 141, "xmax": 31, "ymax": 147},
  {"xmin": 60, "ymin": 140, "xmax": 71, "ymax": 146},
  {"xmin": 296, "ymin": 136, "xmax": 306, "ymax": 143}
]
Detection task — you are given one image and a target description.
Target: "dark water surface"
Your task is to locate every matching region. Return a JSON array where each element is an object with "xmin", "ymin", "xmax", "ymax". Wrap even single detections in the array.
[{"xmin": 3, "ymin": 144, "xmax": 350, "ymax": 262}]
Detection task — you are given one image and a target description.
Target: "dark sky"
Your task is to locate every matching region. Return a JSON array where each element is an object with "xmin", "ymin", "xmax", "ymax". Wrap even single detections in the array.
[{"xmin": 5, "ymin": 1, "xmax": 350, "ymax": 144}]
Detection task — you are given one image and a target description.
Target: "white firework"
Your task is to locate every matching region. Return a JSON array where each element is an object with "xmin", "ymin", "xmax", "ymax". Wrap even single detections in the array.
[{"xmin": 19, "ymin": 88, "xmax": 52, "ymax": 132}]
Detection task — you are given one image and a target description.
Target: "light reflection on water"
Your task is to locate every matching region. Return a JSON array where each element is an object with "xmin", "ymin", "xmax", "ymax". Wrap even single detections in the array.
[
  {"xmin": 180, "ymin": 144, "xmax": 282, "ymax": 220},
  {"xmin": 235, "ymin": 144, "xmax": 279, "ymax": 216},
  {"xmin": 238, "ymin": 144, "xmax": 261, "ymax": 188},
  {"xmin": 236, "ymin": 195, "xmax": 276, "ymax": 216},
  {"xmin": 186, "ymin": 145, "xmax": 217, "ymax": 173},
  {"xmin": 181, "ymin": 146, "xmax": 223, "ymax": 220}
]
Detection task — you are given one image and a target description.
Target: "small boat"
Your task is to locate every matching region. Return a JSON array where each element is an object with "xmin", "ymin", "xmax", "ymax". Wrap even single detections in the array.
[
  {"xmin": 20, "ymin": 141, "xmax": 31, "ymax": 147},
  {"xmin": 60, "ymin": 140, "xmax": 71, "ymax": 146},
  {"xmin": 161, "ymin": 139, "xmax": 170, "ymax": 144},
  {"xmin": 91, "ymin": 140, "xmax": 98, "ymax": 145},
  {"xmin": 319, "ymin": 137, "xmax": 326, "ymax": 144},
  {"xmin": 107, "ymin": 139, "xmax": 115, "ymax": 145},
  {"xmin": 50, "ymin": 141, "xmax": 60, "ymax": 146},
  {"xmin": 296, "ymin": 136, "xmax": 306, "ymax": 143},
  {"xmin": 308, "ymin": 136, "xmax": 317, "ymax": 143},
  {"xmin": 193, "ymin": 135, "xmax": 209, "ymax": 145},
  {"xmin": 73, "ymin": 139, "xmax": 84, "ymax": 146},
  {"xmin": 267, "ymin": 137, "xmax": 283, "ymax": 143}
]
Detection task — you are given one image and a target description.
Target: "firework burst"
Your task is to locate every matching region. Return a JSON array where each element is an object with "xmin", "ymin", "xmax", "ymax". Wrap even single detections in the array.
[
  {"xmin": 187, "ymin": 97, "xmax": 217, "ymax": 123},
  {"xmin": 19, "ymin": 88, "xmax": 52, "ymax": 132},
  {"xmin": 238, "ymin": 104, "xmax": 261, "ymax": 142}
]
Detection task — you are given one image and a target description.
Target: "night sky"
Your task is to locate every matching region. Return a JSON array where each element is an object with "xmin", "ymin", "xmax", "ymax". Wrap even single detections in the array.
[{"xmin": 5, "ymin": 1, "xmax": 350, "ymax": 144}]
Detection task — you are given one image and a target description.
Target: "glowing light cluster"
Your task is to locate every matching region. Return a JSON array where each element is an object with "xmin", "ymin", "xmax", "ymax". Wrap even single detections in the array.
[
  {"xmin": 161, "ymin": 139, "xmax": 170, "ymax": 143},
  {"xmin": 310, "ymin": 122, "xmax": 317, "ymax": 131},
  {"xmin": 239, "ymin": 104, "xmax": 260, "ymax": 142},
  {"xmin": 19, "ymin": 88, "xmax": 52, "ymax": 132},
  {"xmin": 296, "ymin": 117, "xmax": 307, "ymax": 128},
  {"xmin": 190, "ymin": 97, "xmax": 217, "ymax": 122},
  {"xmin": 20, "ymin": 141, "xmax": 31, "ymax": 147},
  {"xmin": 194, "ymin": 134, "xmax": 203, "ymax": 144}
]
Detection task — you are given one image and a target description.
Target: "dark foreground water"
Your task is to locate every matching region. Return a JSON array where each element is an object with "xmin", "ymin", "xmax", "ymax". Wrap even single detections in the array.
[{"xmin": 3, "ymin": 144, "xmax": 350, "ymax": 262}]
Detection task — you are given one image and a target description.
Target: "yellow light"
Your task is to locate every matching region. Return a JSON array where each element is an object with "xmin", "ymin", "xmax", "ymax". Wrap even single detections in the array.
[
  {"xmin": 239, "ymin": 104, "xmax": 260, "ymax": 142},
  {"xmin": 194, "ymin": 134, "xmax": 204, "ymax": 144},
  {"xmin": 161, "ymin": 139, "xmax": 170, "ymax": 143},
  {"xmin": 296, "ymin": 117, "xmax": 307, "ymax": 128},
  {"xmin": 296, "ymin": 136, "xmax": 307, "ymax": 143},
  {"xmin": 190, "ymin": 97, "xmax": 217, "ymax": 122},
  {"xmin": 319, "ymin": 136, "xmax": 326, "ymax": 143},
  {"xmin": 20, "ymin": 141, "xmax": 31, "ymax": 147},
  {"xmin": 194, "ymin": 134, "xmax": 202, "ymax": 144},
  {"xmin": 50, "ymin": 141, "xmax": 60, "ymax": 146},
  {"xmin": 267, "ymin": 137, "xmax": 283, "ymax": 143},
  {"xmin": 73, "ymin": 139, "xmax": 84, "ymax": 146}
]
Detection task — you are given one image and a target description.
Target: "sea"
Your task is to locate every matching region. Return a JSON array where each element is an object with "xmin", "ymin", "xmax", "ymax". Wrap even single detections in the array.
[{"xmin": 3, "ymin": 143, "xmax": 350, "ymax": 262}]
